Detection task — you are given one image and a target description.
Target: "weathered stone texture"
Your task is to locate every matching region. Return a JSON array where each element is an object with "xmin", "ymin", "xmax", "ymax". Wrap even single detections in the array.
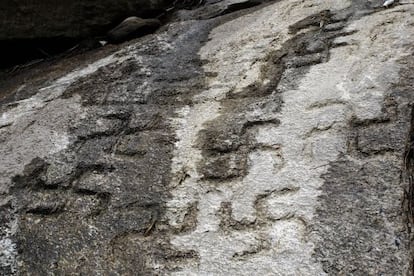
[{"xmin": 0, "ymin": 0, "xmax": 413, "ymax": 275}]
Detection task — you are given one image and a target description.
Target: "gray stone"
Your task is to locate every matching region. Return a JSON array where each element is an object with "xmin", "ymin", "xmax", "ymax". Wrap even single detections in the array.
[
  {"xmin": 1, "ymin": 0, "xmax": 413, "ymax": 274},
  {"xmin": 107, "ymin": 17, "xmax": 161, "ymax": 43}
]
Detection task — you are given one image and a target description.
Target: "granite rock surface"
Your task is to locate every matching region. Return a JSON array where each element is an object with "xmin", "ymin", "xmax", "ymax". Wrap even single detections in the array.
[{"xmin": 0, "ymin": 0, "xmax": 413, "ymax": 274}]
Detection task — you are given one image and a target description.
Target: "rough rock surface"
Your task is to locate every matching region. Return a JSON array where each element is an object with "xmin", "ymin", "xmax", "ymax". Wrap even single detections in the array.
[{"xmin": 1, "ymin": 0, "xmax": 414, "ymax": 274}]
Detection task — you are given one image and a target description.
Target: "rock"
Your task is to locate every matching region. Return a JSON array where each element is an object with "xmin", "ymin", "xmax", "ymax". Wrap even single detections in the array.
[
  {"xmin": 0, "ymin": 0, "xmax": 171, "ymax": 68},
  {"xmin": 0, "ymin": 0, "xmax": 170, "ymax": 41},
  {"xmin": 173, "ymin": 0, "xmax": 206, "ymax": 9},
  {"xmin": 174, "ymin": 0, "xmax": 264, "ymax": 20},
  {"xmin": 383, "ymin": 0, "xmax": 395, "ymax": 8},
  {"xmin": 107, "ymin": 17, "xmax": 161, "ymax": 43},
  {"xmin": 1, "ymin": 0, "xmax": 414, "ymax": 275}
]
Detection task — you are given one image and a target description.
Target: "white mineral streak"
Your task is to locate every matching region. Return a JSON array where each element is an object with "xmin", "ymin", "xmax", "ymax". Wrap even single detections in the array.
[{"xmin": 167, "ymin": 1, "xmax": 413, "ymax": 275}]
